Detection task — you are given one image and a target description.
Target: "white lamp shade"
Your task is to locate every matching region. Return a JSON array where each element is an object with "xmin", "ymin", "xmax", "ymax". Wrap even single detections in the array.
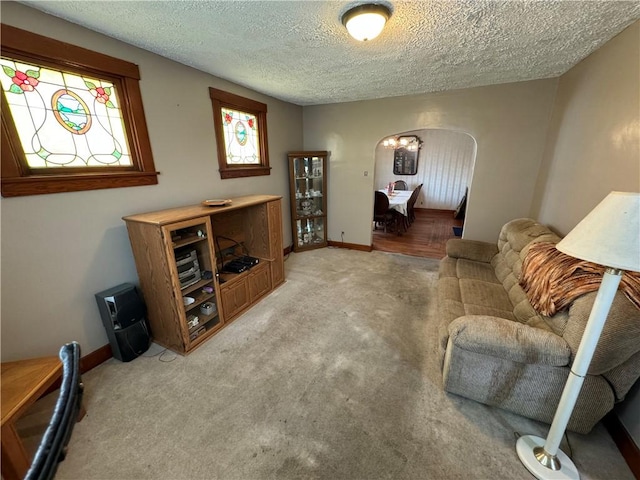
[
  {"xmin": 556, "ymin": 191, "xmax": 640, "ymax": 272},
  {"xmin": 342, "ymin": 5, "xmax": 390, "ymax": 41}
]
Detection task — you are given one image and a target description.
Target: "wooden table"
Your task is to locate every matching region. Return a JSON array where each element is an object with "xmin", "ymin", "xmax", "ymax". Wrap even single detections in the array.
[{"xmin": 1, "ymin": 356, "xmax": 62, "ymax": 480}]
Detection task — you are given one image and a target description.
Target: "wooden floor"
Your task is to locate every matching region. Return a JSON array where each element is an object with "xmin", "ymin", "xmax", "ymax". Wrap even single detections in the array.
[{"xmin": 372, "ymin": 208, "xmax": 463, "ymax": 259}]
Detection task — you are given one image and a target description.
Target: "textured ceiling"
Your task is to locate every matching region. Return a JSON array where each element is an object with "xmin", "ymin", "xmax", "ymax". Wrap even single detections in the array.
[{"xmin": 21, "ymin": 1, "xmax": 640, "ymax": 106}]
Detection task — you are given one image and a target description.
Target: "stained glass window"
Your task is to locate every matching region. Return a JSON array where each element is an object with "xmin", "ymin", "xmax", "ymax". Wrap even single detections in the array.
[
  {"xmin": 0, "ymin": 57, "xmax": 132, "ymax": 169},
  {"xmin": 1, "ymin": 24, "xmax": 157, "ymax": 197},
  {"xmin": 209, "ymin": 88, "xmax": 270, "ymax": 179},
  {"xmin": 220, "ymin": 108, "xmax": 260, "ymax": 165}
]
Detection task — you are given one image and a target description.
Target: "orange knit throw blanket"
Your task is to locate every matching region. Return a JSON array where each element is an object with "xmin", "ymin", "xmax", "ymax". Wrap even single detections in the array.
[{"xmin": 520, "ymin": 242, "xmax": 640, "ymax": 316}]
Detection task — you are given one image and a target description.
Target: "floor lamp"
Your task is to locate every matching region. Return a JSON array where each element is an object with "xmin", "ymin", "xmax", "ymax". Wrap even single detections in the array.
[{"xmin": 516, "ymin": 191, "xmax": 640, "ymax": 480}]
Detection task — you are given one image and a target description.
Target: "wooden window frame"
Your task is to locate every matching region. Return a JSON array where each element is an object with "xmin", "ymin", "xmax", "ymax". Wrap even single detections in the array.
[
  {"xmin": 0, "ymin": 24, "xmax": 158, "ymax": 197},
  {"xmin": 209, "ymin": 88, "xmax": 270, "ymax": 179}
]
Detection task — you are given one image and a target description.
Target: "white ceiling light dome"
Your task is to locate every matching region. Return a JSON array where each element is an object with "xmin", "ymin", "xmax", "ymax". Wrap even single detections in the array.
[{"xmin": 342, "ymin": 4, "xmax": 392, "ymax": 42}]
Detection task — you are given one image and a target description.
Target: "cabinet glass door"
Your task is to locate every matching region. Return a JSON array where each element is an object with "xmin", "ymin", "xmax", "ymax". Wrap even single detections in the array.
[
  {"xmin": 295, "ymin": 218, "xmax": 325, "ymax": 248},
  {"xmin": 165, "ymin": 217, "xmax": 223, "ymax": 349},
  {"xmin": 288, "ymin": 152, "xmax": 328, "ymax": 251}
]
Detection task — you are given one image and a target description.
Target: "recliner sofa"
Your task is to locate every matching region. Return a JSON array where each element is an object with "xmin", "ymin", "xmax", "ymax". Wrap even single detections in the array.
[{"xmin": 437, "ymin": 218, "xmax": 640, "ymax": 433}]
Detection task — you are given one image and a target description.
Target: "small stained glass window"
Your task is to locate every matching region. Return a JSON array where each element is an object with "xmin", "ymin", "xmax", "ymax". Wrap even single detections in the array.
[
  {"xmin": 209, "ymin": 88, "xmax": 270, "ymax": 179},
  {"xmin": 0, "ymin": 58, "xmax": 132, "ymax": 169},
  {"xmin": 220, "ymin": 107, "xmax": 260, "ymax": 165}
]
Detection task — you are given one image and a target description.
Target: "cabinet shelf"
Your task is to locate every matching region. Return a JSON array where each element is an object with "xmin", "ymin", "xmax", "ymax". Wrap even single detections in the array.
[
  {"xmin": 218, "ymin": 258, "xmax": 266, "ymax": 285},
  {"xmin": 172, "ymin": 234, "xmax": 207, "ymax": 249},
  {"xmin": 184, "ymin": 290, "xmax": 216, "ymax": 313},
  {"xmin": 294, "ymin": 213, "xmax": 325, "ymax": 220},
  {"xmin": 219, "ymin": 269, "xmax": 249, "ymax": 285},
  {"xmin": 189, "ymin": 316, "xmax": 223, "ymax": 347},
  {"xmin": 188, "ymin": 312, "xmax": 220, "ymax": 333},
  {"xmin": 181, "ymin": 278, "xmax": 213, "ymax": 294}
]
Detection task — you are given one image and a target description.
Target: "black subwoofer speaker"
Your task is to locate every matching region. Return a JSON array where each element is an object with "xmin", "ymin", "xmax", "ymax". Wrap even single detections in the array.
[{"xmin": 95, "ymin": 283, "xmax": 151, "ymax": 362}]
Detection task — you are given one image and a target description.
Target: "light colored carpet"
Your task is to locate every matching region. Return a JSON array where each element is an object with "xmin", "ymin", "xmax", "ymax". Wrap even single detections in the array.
[{"xmin": 22, "ymin": 248, "xmax": 632, "ymax": 479}]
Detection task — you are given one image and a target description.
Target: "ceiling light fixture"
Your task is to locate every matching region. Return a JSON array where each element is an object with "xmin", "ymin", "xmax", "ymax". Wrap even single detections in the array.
[
  {"xmin": 342, "ymin": 3, "xmax": 391, "ymax": 42},
  {"xmin": 382, "ymin": 135, "xmax": 422, "ymax": 151}
]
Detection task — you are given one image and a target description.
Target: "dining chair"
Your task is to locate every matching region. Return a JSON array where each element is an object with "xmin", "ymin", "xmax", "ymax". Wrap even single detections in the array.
[
  {"xmin": 373, "ymin": 191, "xmax": 404, "ymax": 234},
  {"xmin": 407, "ymin": 184, "xmax": 423, "ymax": 226},
  {"xmin": 393, "ymin": 180, "xmax": 408, "ymax": 190}
]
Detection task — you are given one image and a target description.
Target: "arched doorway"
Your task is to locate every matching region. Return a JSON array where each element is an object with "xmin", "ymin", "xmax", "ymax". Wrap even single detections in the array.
[{"xmin": 372, "ymin": 128, "xmax": 477, "ymax": 258}]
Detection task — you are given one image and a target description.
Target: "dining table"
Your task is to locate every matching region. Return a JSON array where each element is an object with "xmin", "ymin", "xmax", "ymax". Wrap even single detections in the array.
[{"xmin": 379, "ymin": 189, "xmax": 412, "ymax": 217}]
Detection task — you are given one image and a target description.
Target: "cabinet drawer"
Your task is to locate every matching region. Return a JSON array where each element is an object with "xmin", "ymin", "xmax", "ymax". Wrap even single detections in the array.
[
  {"xmin": 249, "ymin": 263, "xmax": 271, "ymax": 301},
  {"xmin": 220, "ymin": 279, "xmax": 250, "ymax": 321}
]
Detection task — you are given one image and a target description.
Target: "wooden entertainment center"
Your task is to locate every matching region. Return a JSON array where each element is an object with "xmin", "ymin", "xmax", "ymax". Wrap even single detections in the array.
[{"xmin": 123, "ymin": 195, "xmax": 284, "ymax": 355}]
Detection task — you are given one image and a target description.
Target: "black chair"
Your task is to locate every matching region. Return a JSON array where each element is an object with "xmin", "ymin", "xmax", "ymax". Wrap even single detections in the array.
[
  {"xmin": 393, "ymin": 180, "xmax": 408, "ymax": 190},
  {"xmin": 406, "ymin": 184, "xmax": 423, "ymax": 226},
  {"xmin": 25, "ymin": 342, "xmax": 84, "ymax": 480},
  {"xmin": 374, "ymin": 191, "xmax": 404, "ymax": 234},
  {"xmin": 454, "ymin": 187, "xmax": 468, "ymax": 220},
  {"xmin": 374, "ymin": 191, "xmax": 392, "ymax": 231}
]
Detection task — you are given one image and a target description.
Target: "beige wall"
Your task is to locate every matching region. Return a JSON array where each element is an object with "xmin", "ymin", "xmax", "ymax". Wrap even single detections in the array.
[
  {"xmin": 0, "ymin": 3, "xmax": 302, "ymax": 361},
  {"xmin": 532, "ymin": 22, "xmax": 640, "ymax": 231},
  {"xmin": 531, "ymin": 21, "xmax": 640, "ymax": 445},
  {"xmin": 303, "ymin": 79, "xmax": 557, "ymax": 246}
]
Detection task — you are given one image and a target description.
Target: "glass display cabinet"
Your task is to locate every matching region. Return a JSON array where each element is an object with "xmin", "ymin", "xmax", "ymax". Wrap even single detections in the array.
[{"xmin": 288, "ymin": 151, "xmax": 328, "ymax": 252}]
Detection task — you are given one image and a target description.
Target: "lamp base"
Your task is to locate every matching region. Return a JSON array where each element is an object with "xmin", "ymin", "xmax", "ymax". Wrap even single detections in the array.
[{"xmin": 516, "ymin": 435, "xmax": 579, "ymax": 480}]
